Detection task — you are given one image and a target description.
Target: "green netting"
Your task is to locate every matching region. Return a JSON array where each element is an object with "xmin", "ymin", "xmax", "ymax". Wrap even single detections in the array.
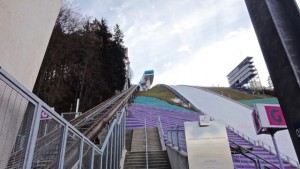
[
  {"xmin": 133, "ymin": 96, "xmax": 193, "ymax": 112},
  {"xmin": 238, "ymin": 98, "xmax": 279, "ymax": 107}
]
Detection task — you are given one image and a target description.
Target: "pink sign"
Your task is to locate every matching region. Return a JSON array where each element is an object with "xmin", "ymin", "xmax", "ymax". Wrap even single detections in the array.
[
  {"xmin": 265, "ymin": 106, "xmax": 286, "ymax": 125},
  {"xmin": 40, "ymin": 110, "xmax": 52, "ymax": 120}
]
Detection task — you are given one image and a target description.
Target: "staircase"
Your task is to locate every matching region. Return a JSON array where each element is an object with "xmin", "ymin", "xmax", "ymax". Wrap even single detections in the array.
[
  {"xmin": 124, "ymin": 127, "xmax": 171, "ymax": 169},
  {"xmin": 127, "ymin": 102, "xmax": 299, "ymax": 169},
  {"xmin": 227, "ymin": 129, "xmax": 297, "ymax": 169}
]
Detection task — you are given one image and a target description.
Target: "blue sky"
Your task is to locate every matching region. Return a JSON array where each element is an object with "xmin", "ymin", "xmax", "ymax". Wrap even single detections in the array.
[{"xmin": 78, "ymin": 0, "xmax": 300, "ymax": 87}]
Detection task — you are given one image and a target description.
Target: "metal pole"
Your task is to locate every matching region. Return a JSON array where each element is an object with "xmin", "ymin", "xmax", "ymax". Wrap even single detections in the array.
[
  {"xmin": 171, "ymin": 127, "xmax": 174, "ymax": 146},
  {"xmin": 271, "ymin": 132, "xmax": 284, "ymax": 169},
  {"xmin": 75, "ymin": 99, "xmax": 79, "ymax": 117},
  {"xmin": 144, "ymin": 118, "xmax": 148, "ymax": 169},
  {"xmin": 176, "ymin": 126, "xmax": 180, "ymax": 151}
]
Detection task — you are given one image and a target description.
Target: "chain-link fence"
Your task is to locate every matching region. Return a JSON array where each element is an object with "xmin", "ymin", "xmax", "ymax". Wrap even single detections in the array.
[{"xmin": 0, "ymin": 68, "xmax": 126, "ymax": 169}]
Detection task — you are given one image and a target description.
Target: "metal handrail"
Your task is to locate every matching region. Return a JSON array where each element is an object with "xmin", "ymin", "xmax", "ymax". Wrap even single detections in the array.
[
  {"xmin": 226, "ymin": 125, "xmax": 300, "ymax": 168},
  {"xmin": 167, "ymin": 126, "xmax": 185, "ymax": 151},
  {"xmin": 230, "ymin": 140, "xmax": 280, "ymax": 169},
  {"xmin": 144, "ymin": 118, "xmax": 149, "ymax": 169},
  {"xmin": 157, "ymin": 116, "xmax": 166, "ymax": 150}
]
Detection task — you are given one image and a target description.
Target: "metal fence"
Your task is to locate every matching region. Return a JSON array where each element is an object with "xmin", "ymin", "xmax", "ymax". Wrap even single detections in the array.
[
  {"xmin": 167, "ymin": 126, "xmax": 186, "ymax": 152},
  {"xmin": 0, "ymin": 68, "xmax": 126, "ymax": 169},
  {"xmin": 157, "ymin": 116, "xmax": 166, "ymax": 150}
]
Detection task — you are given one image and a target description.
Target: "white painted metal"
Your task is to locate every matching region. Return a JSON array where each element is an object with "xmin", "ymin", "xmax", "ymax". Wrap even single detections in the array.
[
  {"xmin": 76, "ymin": 99, "xmax": 80, "ymax": 114},
  {"xmin": 170, "ymin": 85, "xmax": 298, "ymax": 163},
  {"xmin": 0, "ymin": 67, "xmax": 127, "ymax": 169}
]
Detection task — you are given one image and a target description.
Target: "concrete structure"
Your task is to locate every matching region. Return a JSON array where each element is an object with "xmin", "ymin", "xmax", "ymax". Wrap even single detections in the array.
[
  {"xmin": 0, "ymin": 0, "xmax": 61, "ymax": 91},
  {"xmin": 227, "ymin": 57, "xmax": 258, "ymax": 88},
  {"xmin": 127, "ymin": 96, "xmax": 299, "ymax": 168},
  {"xmin": 139, "ymin": 70, "xmax": 154, "ymax": 91},
  {"xmin": 166, "ymin": 145, "xmax": 189, "ymax": 169},
  {"xmin": 0, "ymin": 1, "xmax": 60, "ymax": 168},
  {"xmin": 184, "ymin": 121, "xmax": 234, "ymax": 169},
  {"xmin": 170, "ymin": 85, "xmax": 298, "ymax": 162},
  {"xmin": 245, "ymin": 0, "xmax": 300, "ymax": 160}
]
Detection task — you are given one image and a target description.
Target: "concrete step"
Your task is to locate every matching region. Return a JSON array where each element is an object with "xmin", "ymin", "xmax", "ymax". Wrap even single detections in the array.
[
  {"xmin": 131, "ymin": 127, "xmax": 162, "ymax": 152},
  {"xmin": 124, "ymin": 151, "xmax": 171, "ymax": 169}
]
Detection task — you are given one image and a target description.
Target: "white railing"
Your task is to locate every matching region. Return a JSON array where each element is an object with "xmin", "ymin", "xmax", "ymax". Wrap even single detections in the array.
[
  {"xmin": 0, "ymin": 67, "xmax": 127, "ymax": 169},
  {"xmin": 226, "ymin": 124, "xmax": 300, "ymax": 168},
  {"xmin": 144, "ymin": 118, "xmax": 149, "ymax": 169},
  {"xmin": 157, "ymin": 116, "xmax": 166, "ymax": 150}
]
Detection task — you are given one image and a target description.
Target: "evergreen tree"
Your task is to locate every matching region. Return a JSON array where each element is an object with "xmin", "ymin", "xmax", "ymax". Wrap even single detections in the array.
[{"xmin": 33, "ymin": 2, "xmax": 128, "ymax": 113}]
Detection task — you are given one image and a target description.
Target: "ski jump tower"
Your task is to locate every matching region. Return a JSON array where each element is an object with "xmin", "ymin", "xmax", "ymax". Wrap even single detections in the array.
[{"xmin": 139, "ymin": 70, "xmax": 154, "ymax": 91}]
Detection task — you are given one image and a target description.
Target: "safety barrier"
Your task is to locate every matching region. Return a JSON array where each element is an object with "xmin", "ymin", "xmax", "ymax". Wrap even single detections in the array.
[
  {"xmin": 167, "ymin": 126, "xmax": 186, "ymax": 152},
  {"xmin": 157, "ymin": 116, "xmax": 166, "ymax": 150},
  {"xmin": 0, "ymin": 67, "xmax": 126, "ymax": 169},
  {"xmin": 144, "ymin": 118, "xmax": 149, "ymax": 169}
]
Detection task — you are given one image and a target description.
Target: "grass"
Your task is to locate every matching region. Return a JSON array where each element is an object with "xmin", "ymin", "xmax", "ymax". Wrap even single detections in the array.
[
  {"xmin": 200, "ymin": 87, "xmax": 274, "ymax": 100},
  {"xmin": 137, "ymin": 85, "xmax": 189, "ymax": 108},
  {"xmin": 138, "ymin": 85, "xmax": 176, "ymax": 100},
  {"xmin": 137, "ymin": 85, "xmax": 275, "ymax": 109}
]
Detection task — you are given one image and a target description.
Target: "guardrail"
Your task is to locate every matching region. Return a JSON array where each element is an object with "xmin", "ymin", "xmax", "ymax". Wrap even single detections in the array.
[
  {"xmin": 157, "ymin": 116, "xmax": 166, "ymax": 150},
  {"xmin": 0, "ymin": 67, "xmax": 127, "ymax": 169},
  {"xmin": 144, "ymin": 118, "xmax": 149, "ymax": 169},
  {"xmin": 226, "ymin": 125, "xmax": 300, "ymax": 168},
  {"xmin": 230, "ymin": 140, "xmax": 279, "ymax": 169},
  {"xmin": 99, "ymin": 108, "xmax": 126, "ymax": 169},
  {"xmin": 167, "ymin": 126, "xmax": 185, "ymax": 152}
]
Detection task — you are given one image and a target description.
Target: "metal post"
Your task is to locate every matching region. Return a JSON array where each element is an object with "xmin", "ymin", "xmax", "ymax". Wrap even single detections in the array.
[
  {"xmin": 79, "ymin": 138, "xmax": 84, "ymax": 169},
  {"xmin": 24, "ymin": 103, "xmax": 42, "ymax": 169},
  {"xmin": 171, "ymin": 127, "xmax": 174, "ymax": 146},
  {"xmin": 105, "ymin": 141, "xmax": 109, "ymax": 169},
  {"xmin": 256, "ymin": 158, "xmax": 261, "ymax": 169},
  {"xmin": 176, "ymin": 126, "xmax": 180, "ymax": 151},
  {"xmin": 144, "ymin": 118, "xmax": 149, "ymax": 169},
  {"xmin": 271, "ymin": 132, "xmax": 284, "ymax": 169},
  {"xmin": 75, "ymin": 99, "xmax": 79, "ymax": 117},
  {"xmin": 44, "ymin": 120, "xmax": 48, "ymax": 136},
  {"xmin": 58, "ymin": 124, "xmax": 69, "ymax": 169},
  {"xmin": 110, "ymin": 132, "xmax": 113, "ymax": 169},
  {"xmin": 90, "ymin": 148, "xmax": 95, "ymax": 169}
]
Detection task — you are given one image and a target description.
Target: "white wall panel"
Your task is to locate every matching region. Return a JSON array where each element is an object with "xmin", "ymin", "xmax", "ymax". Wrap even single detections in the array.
[{"xmin": 0, "ymin": 0, "xmax": 61, "ymax": 91}]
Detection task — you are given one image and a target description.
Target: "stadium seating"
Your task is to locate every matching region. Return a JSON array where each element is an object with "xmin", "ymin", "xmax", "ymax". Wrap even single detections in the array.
[
  {"xmin": 126, "ymin": 96, "xmax": 296, "ymax": 168},
  {"xmin": 238, "ymin": 98, "xmax": 279, "ymax": 107}
]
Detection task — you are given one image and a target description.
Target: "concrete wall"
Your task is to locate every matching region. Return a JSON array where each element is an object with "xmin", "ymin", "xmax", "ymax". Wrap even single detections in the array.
[
  {"xmin": 0, "ymin": 0, "xmax": 61, "ymax": 91},
  {"xmin": 166, "ymin": 144, "xmax": 189, "ymax": 169},
  {"xmin": 0, "ymin": 1, "xmax": 60, "ymax": 168}
]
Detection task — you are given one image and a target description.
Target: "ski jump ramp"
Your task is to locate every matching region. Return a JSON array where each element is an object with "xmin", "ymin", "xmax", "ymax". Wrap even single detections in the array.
[{"xmin": 170, "ymin": 85, "xmax": 298, "ymax": 162}]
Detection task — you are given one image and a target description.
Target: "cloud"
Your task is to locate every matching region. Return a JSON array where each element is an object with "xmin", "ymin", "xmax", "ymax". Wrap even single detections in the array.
[
  {"xmin": 78, "ymin": 0, "xmax": 269, "ymax": 87},
  {"xmin": 178, "ymin": 45, "xmax": 190, "ymax": 53},
  {"xmin": 154, "ymin": 27, "xmax": 270, "ymax": 87}
]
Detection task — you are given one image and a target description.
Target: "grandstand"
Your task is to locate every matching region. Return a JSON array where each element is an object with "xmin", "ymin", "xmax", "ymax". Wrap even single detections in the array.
[
  {"xmin": 0, "ymin": 67, "xmax": 299, "ymax": 169},
  {"xmin": 238, "ymin": 98, "xmax": 279, "ymax": 107},
  {"xmin": 126, "ymin": 96, "xmax": 298, "ymax": 168}
]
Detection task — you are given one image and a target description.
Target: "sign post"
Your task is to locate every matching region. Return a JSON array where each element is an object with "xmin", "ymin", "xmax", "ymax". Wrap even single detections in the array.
[{"xmin": 252, "ymin": 103, "xmax": 287, "ymax": 169}]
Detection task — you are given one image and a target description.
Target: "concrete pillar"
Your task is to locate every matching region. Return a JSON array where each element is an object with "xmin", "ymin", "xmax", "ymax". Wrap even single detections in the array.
[
  {"xmin": 0, "ymin": 0, "xmax": 61, "ymax": 168},
  {"xmin": 0, "ymin": 0, "xmax": 61, "ymax": 91}
]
